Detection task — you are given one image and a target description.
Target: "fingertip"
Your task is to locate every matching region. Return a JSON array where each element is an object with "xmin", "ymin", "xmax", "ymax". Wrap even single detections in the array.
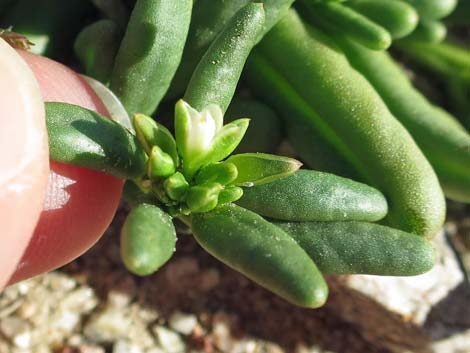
[
  {"xmin": 0, "ymin": 39, "xmax": 49, "ymax": 289},
  {"xmin": 8, "ymin": 162, "xmax": 123, "ymax": 284},
  {"xmin": 5, "ymin": 49, "xmax": 123, "ymax": 286}
]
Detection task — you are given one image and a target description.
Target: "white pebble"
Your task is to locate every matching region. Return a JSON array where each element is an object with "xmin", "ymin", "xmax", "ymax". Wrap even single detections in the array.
[
  {"xmin": 153, "ymin": 326, "xmax": 186, "ymax": 353},
  {"xmin": 168, "ymin": 312, "xmax": 198, "ymax": 335}
]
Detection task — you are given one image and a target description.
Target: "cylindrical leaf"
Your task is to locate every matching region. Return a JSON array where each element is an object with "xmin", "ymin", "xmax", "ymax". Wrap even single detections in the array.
[
  {"xmin": 121, "ymin": 203, "xmax": 177, "ymax": 276},
  {"xmin": 45, "ymin": 102, "xmax": 146, "ymax": 179},
  {"xmin": 191, "ymin": 204, "xmax": 328, "ymax": 308},
  {"xmin": 237, "ymin": 170, "xmax": 388, "ymax": 222},
  {"xmin": 183, "ymin": 2, "xmax": 265, "ymax": 112},
  {"xmin": 277, "ymin": 221, "xmax": 436, "ymax": 276}
]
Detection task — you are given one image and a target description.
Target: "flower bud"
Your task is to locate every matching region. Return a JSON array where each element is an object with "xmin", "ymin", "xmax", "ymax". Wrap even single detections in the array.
[
  {"xmin": 218, "ymin": 186, "xmax": 244, "ymax": 205},
  {"xmin": 185, "ymin": 183, "xmax": 223, "ymax": 213},
  {"xmin": 195, "ymin": 162, "xmax": 238, "ymax": 185},
  {"xmin": 147, "ymin": 145, "xmax": 176, "ymax": 179},
  {"xmin": 133, "ymin": 113, "xmax": 179, "ymax": 165},
  {"xmin": 163, "ymin": 172, "xmax": 189, "ymax": 201}
]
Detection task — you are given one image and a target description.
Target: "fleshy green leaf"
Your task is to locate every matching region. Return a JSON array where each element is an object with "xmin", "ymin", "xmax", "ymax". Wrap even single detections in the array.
[
  {"xmin": 133, "ymin": 113, "xmax": 179, "ymax": 166},
  {"xmin": 46, "ymin": 101, "xmax": 147, "ymax": 179},
  {"xmin": 120, "ymin": 203, "xmax": 176, "ymax": 276},
  {"xmin": 226, "ymin": 153, "xmax": 302, "ymax": 186}
]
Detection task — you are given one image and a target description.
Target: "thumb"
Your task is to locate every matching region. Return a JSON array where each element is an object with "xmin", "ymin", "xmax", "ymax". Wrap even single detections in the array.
[
  {"xmin": 5, "ymin": 50, "xmax": 123, "ymax": 285},
  {"xmin": 0, "ymin": 39, "xmax": 49, "ymax": 289}
]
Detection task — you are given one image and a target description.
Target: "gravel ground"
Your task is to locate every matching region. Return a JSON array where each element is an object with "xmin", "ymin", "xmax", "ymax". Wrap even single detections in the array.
[{"xmin": 0, "ymin": 204, "xmax": 468, "ymax": 353}]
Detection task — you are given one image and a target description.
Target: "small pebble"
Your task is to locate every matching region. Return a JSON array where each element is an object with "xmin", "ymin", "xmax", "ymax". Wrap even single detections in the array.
[
  {"xmin": 51, "ymin": 311, "xmax": 81, "ymax": 334},
  {"xmin": 16, "ymin": 281, "xmax": 34, "ymax": 296},
  {"xmin": 13, "ymin": 330, "xmax": 32, "ymax": 349},
  {"xmin": 211, "ymin": 317, "xmax": 232, "ymax": 352},
  {"xmin": 67, "ymin": 334, "xmax": 84, "ymax": 346},
  {"xmin": 61, "ymin": 288, "xmax": 98, "ymax": 313},
  {"xmin": 0, "ymin": 317, "xmax": 31, "ymax": 348},
  {"xmin": 84, "ymin": 309, "xmax": 132, "ymax": 343},
  {"xmin": 17, "ymin": 301, "xmax": 37, "ymax": 319},
  {"xmin": 108, "ymin": 291, "xmax": 132, "ymax": 309},
  {"xmin": 47, "ymin": 273, "xmax": 77, "ymax": 292},
  {"xmin": 168, "ymin": 312, "xmax": 198, "ymax": 335},
  {"xmin": 153, "ymin": 326, "xmax": 186, "ymax": 353}
]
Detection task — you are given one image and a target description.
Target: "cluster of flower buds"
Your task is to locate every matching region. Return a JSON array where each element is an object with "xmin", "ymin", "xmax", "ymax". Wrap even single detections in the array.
[{"xmin": 133, "ymin": 99, "xmax": 302, "ymax": 216}]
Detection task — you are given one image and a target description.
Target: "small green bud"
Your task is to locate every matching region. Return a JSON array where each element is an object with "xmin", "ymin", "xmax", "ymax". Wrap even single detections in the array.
[
  {"xmin": 226, "ymin": 153, "xmax": 302, "ymax": 186},
  {"xmin": 164, "ymin": 172, "xmax": 189, "ymax": 201},
  {"xmin": 185, "ymin": 183, "xmax": 223, "ymax": 213},
  {"xmin": 218, "ymin": 186, "xmax": 244, "ymax": 205},
  {"xmin": 134, "ymin": 114, "xmax": 156, "ymax": 153},
  {"xmin": 195, "ymin": 162, "xmax": 238, "ymax": 185},
  {"xmin": 147, "ymin": 145, "xmax": 176, "ymax": 179},
  {"xmin": 133, "ymin": 113, "xmax": 179, "ymax": 166}
]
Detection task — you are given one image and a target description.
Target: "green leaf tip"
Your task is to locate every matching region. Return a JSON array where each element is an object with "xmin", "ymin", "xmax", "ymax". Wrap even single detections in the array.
[{"xmin": 227, "ymin": 153, "xmax": 302, "ymax": 186}]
